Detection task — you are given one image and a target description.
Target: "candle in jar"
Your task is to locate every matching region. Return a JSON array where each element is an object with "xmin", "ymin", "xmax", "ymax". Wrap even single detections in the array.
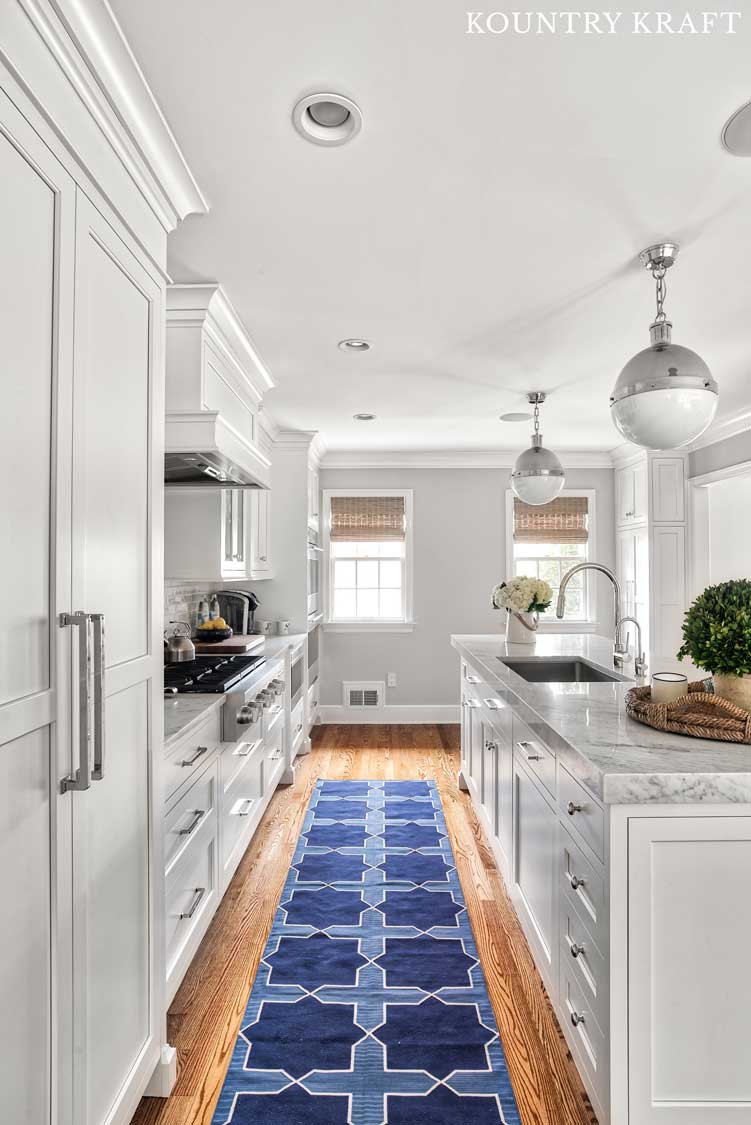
[{"xmin": 651, "ymin": 672, "xmax": 688, "ymax": 704}]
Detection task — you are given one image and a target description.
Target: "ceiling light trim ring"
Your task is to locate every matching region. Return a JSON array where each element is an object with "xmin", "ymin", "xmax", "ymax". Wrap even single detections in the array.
[
  {"xmin": 292, "ymin": 93, "xmax": 363, "ymax": 147},
  {"xmin": 610, "ymin": 374, "xmax": 718, "ymax": 403}
]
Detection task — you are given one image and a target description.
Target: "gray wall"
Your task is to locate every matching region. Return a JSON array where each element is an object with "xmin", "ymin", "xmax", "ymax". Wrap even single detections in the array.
[
  {"xmin": 319, "ymin": 466, "xmax": 615, "ymax": 707},
  {"xmin": 689, "ymin": 430, "xmax": 751, "ymax": 478}
]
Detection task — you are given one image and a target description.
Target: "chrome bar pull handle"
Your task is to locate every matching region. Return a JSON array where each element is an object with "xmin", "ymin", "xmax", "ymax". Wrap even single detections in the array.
[
  {"xmin": 178, "ymin": 809, "xmax": 206, "ymax": 837},
  {"xmin": 91, "ymin": 613, "xmax": 105, "ymax": 781},
  {"xmin": 179, "ymin": 887, "xmax": 206, "ymax": 919},
  {"xmin": 60, "ymin": 612, "xmax": 92, "ymax": 793},
  {"xmin": 181, "ymin": 745, "xmax": 209, "ymax": 768},
  {"xmin": 518, "ymin": 740, "xmax": 541, "ymax": 762}
]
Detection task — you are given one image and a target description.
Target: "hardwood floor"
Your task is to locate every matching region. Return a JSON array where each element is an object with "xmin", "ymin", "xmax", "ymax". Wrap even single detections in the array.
[{"xmin": 132, "ymin": 725, "xmax": 597, "ymax": 1125}]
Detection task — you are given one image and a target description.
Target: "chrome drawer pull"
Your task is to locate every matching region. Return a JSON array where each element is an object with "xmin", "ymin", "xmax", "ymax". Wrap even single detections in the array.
[
  {"xmin": 571, "ymin": 1010, "xmax": 585, "ymax": 1028},
  {"xmin": 465, "ymin": 698, "xmax": 480, "ymax": 709},
  {"xmin": 236, "ymin": 798, "xmax": 254, "ymax": 817},
  {"xmin": 466, "ymin": 674, "xmax": 481, "ymax": 684},
  {"xmin": 178, "ymin": 809, "xmax": 206, "ymax": 837},
  {"xmin": 181, "ymin": 745, "xmax": 209, "ymax": 767},
  {"xmin": 179, "ymin": 887, "xmax": 205, "ymax": 919},
  {"xmin": 569, "ymin": 874, "xmax": 586, "ymax": 891},
  {"xmin": 567, "ymin": 801, "xmax": 584, "ymax": 816},
  {"xmin": 570, "ymin": 942, "xmax": 585, "ymax": 959},
  {"xmin": 518, "ymin": 741, "xmax": 541, "ymax": 762},
  {"xmin": 235, "ymin": 739, "xmax": 262, "ymax": 758},
  {"xmin": 483, "ymin": 698, "xmax": 504, "ymax": 710}
]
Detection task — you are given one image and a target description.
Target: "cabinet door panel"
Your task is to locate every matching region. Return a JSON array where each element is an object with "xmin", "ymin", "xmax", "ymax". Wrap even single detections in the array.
[
  {"xmin": 513, "ymin": 759, "xmax": 557, "ymax": 991},
  {"xmin": 628, "ymin": 816, "xmax": 751, "ymax": 1122},
  {"xmin": 73, "ymin": 213, "xmax": 150, "ymax": 668},
  {"xmin": 0, "ymin": 96, "xmax": 76, "ymax": 1125},
  {"xmin": 71, "ymin": 197, "xmax": 162, "ymax": 1125}
]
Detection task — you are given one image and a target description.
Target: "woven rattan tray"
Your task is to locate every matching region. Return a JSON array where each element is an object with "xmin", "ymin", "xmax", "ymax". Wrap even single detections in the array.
[{"xmin": 625, "ymin": 680, "xmax": 751, "ymax": 744}]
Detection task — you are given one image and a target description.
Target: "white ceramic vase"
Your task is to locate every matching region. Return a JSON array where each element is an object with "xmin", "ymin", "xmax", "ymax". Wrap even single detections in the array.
[
  {"xmin": 713, "ymin": 673, "xmax": 751, "ymax": 711},
  {"xmin": 506, "ymin": 610, "xmax": 538, "ymax": 644}
]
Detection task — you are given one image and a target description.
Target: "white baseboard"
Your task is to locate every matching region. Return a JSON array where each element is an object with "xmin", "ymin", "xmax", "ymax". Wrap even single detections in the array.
[{"xmin": 318, "ymin": 704, "xmax": 460, "ymax": 725}]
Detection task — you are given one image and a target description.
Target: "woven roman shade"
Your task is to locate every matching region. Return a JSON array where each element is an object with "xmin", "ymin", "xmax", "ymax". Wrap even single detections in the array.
[
  {"xmin": 330, "ymin": 495, "xmax": 406, "ymax": 541},
  {"xmin": 513, "ymin": 496, "xmax": 589, "ymax": 544}
]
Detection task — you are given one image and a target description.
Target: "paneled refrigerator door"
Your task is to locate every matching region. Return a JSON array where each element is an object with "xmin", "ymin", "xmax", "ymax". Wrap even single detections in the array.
[
  {"xmin": 70, "ymin": 194, "xmax": 165, "ymax": 1125},
  {"xmin": 0, "ymin": 91, "xmax": 75, "ymax": 1125}
]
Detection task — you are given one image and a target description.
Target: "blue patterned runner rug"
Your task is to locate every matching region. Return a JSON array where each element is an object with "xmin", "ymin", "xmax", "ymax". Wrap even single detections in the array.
[{"xmin": 213, "ymin": 778, "xmax": 521, "ymax": 1124}]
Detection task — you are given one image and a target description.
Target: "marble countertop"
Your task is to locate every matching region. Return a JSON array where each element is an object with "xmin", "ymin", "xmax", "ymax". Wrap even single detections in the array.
[
  {"xmin": 163, "ymin": 634, "xmax": 306, "ymax": 750},
  {"xmin": 164, "ymin": 694, "xmax": 225, "ymax": 749},
  {"xmin": 452, "ymin": 633, "xmax": 751, "ymax": 805}
]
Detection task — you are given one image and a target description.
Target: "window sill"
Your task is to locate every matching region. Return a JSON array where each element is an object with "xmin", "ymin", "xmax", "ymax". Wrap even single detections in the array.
[
  {"xmin": 323, "ymin": 620, "xmax": 416, "ymax": 633},
  {"xmin": 533, "ymin": 620, "xmax": 600, "ymax": 633}
]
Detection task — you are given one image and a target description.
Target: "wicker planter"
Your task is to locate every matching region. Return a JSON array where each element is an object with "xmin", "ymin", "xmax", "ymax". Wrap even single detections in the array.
[{"xmin": 713, "ymin": 673, "xmax": 751, "ymax": 711}]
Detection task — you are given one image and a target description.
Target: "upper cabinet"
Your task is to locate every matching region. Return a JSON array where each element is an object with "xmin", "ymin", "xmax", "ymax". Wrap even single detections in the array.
[
  {"xmin": 250, "ymin": 489, "xmax": 273, "ymax": 578},
  {"xmin": 615, "ymin": 460, "xmax": 648, "ymax": 526}
]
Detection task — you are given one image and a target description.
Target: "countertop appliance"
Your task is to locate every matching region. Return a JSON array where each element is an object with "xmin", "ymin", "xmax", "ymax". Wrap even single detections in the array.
[{"xmin": 218, "ymin": 590, "xmax": 260, "ymax": 635}]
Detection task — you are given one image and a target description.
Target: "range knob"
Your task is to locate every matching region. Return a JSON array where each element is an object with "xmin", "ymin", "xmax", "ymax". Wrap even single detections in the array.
[{"xmin": 237, "ymin": 703, "xmax": 261, "ymax": 725}]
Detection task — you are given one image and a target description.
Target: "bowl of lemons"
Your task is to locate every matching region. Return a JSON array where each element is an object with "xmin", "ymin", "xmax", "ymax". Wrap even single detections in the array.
[{"xmin": 195, "ymin": 618, "xmax": 233, "ymax": 643}]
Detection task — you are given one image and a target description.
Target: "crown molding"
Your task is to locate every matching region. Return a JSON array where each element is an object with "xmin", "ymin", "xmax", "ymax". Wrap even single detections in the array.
[
  {"xmin": 685, "ymin": 408, "xmax": 751, "ymax": 453},
  {"xmin": 319, "ymin": 449, "xmax": 615, "ymax": 470},
  {"xmin": 167, "ymin": 284, "xmax": 275, "ymax": 398},
  {"xmin": 10, "ymin": 0, "xmax": 207, "ymax": 232}
]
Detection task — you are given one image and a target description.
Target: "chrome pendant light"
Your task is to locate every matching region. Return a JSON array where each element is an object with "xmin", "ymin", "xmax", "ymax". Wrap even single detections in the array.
[
  {"xmin": 610, "ymin": 244, "xmax": 718, "ymax": 450},
  {"xmin": 511, "ymin": 392, "xmax": 565, "ymax": 506}
]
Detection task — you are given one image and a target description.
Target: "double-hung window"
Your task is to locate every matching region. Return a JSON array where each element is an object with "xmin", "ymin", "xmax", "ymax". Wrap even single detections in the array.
[
  {"xmin": 506, "ymin": 491, "xmax": 595, "ymax": 625},
  {"xmin": 324, "ymin": 490, "xmax": 413, "ymax": 628}
]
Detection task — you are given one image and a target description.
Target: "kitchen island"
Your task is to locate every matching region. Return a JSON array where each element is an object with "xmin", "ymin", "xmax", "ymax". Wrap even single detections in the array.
[{"xmin": 453, "ymin": 633, "xmax": 751, "ymax": 1125}]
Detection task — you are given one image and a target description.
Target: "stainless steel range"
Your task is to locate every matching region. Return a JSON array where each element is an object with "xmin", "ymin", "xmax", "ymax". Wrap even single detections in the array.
[{"xmin": 164, "ymin": 648, "xmax": 286, "ymax": 743}]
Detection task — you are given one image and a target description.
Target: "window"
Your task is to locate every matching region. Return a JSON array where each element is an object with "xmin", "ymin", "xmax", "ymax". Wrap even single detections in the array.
[
  {"xmin": 505, "ymin": 491, "xmax": 595, "ymax": 625},
  {"xmin": 324, "ymin": 490, "xmax": 413, "ymax": 629}
]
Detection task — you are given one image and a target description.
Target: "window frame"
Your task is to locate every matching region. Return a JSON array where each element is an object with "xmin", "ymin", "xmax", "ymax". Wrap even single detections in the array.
[
  {"xmin": 323, "ymin": 488, "xmax": 415, "ymax": 632},
  {"xmin": 504, "ymin": 488, "xmax": 599, "ymax": 632}
]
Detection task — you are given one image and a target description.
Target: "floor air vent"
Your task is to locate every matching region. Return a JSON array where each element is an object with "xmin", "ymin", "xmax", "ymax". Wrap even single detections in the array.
[{"xmin": 343, "ymin": 681, "xmax": 384, "ymax": 709}]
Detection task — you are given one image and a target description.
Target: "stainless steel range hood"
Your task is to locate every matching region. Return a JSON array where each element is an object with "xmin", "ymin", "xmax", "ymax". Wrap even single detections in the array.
[{"xmin": 165, "ymin": 411, "xmax": 271, "ymax": 490}]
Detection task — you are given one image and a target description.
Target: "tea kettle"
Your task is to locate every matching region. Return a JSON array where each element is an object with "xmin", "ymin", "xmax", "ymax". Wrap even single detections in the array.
[{"xmin": 165, "ymin": 621, "xmax": 195, "ymax": 663}]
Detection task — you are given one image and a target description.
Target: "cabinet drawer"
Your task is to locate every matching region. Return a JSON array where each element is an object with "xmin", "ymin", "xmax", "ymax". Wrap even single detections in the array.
[
  {"xmin": 560, "ymin": 951, "xmax": 609, "ymax": 1113},
  {"xmin": 514, "ymin": 717, "xmax": 556, "ymax": 800},
  {"xmin": 558, "ymin": 766, "xmax": 604, "ymax": 861},
  {"xmin": 559, "ymin": 822, "xmax": 608, "ymax": 954},
  {"xmin": 560, "ymin": 902, "xmax": 609, "ymax": 1034},
  {"xmin": 165, "ymin": 829, "xmax": 218, "ymax": 985},
  {"xmin": 291, "ymin": 699, "xmax": 305, "ymax": 755},
  {"xmin": 266, "ymin": 725, "xmax": 285, "ymax": 785},
  {"xmin": 164, "ymin": 709, "xmax": 222, "ymax": 804},
  {"xmin": 220, "ymin": 737, "xmax": 264, "ymax": 801},
  {"xmin": 164, "ymin": 763, "xmax": 218, "ymax": 877}
]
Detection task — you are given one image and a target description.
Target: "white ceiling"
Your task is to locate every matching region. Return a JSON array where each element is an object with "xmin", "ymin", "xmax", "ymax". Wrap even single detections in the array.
[{"xmin": 111, "ymin": 0, "xmax": 751, "ymax": 452}]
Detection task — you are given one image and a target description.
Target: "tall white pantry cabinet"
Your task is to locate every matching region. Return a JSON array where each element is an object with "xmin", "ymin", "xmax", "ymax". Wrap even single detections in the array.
[{"xmin": 0, "ymin": 3, "xmax": 205, "ymax": 1123}]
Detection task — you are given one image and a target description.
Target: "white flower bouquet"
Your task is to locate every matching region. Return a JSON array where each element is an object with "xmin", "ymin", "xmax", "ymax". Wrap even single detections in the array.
[{"xmin": 492, "ymin": 575, "xmax": 553, "ymax": 615}]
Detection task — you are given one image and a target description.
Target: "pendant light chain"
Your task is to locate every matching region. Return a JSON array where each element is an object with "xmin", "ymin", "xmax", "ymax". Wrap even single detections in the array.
[
  {"xmin": 653, "ymin": 264, "xmax": 668, "ymax": 324},
  {"xmin": 533, "ymin": 397, "xmax": 541, "ymax": 437}
]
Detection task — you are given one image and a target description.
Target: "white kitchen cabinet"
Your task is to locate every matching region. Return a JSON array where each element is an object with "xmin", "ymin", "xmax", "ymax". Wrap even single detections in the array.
[
  {"xmin": 615, "ymin": 461, "xmax": 648, "ymax": 527},
  {"xmin": 0, "ymin": 96, "xmax": 75, "ymax": 1125},
  {"xmin": 511, "ymin": 753, "xmax": 558, "ymax": 996},
  {"xmin": 165, "ymin": 486, "xmax": 251, "ymax": 582},
  {"xmin": 250, "ymin": 488, "xmax": 273, "ymax": 577},
  {"xmin": 626, "ymin": 815, "xmax": 751, "ymax": 1123},
  {"xmin": 651, "ymin": 456, "xmax": 686, "ymax": 523},
  {"xmin": 651, "ymin": 524, "xmax": 686, "ymax": 660}
]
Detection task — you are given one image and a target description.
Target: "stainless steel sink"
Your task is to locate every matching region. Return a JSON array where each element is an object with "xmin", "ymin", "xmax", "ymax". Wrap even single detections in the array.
[{"xmin": 498, "ymin": 658, "xmax": 629, "ymax": 683}]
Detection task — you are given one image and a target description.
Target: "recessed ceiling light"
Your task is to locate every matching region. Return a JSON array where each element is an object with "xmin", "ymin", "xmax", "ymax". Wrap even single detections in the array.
[
  {"xmin": 722, "ymin": 100, "xmax": 751, "ymax": 156},
  {"xmin": 292, "ymin": 93, "xmax": 363, "ymax": 146},
  {"xmin": 353, "ymin": 413, "xmax": 376, "ymax": 421},
  {"xmin": 499, "ymin": 411, "xmax": 533, "ymax": 422},
  {"xmin": 338, "ymin": 338, "xmax": 371, "ymax": 352}
]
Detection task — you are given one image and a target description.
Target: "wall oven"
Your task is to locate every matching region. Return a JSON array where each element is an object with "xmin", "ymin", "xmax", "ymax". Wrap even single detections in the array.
[{"xmin": 307, "ymin": 531, "xmax": 322, "ymax": 617}]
